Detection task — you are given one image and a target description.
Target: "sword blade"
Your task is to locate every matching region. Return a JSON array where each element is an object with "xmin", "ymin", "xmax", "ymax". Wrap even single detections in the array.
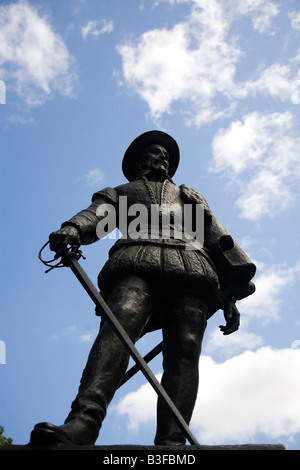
[{"xmin": 119, "ymin": 341, "xmax": 163, "ymax": 388}]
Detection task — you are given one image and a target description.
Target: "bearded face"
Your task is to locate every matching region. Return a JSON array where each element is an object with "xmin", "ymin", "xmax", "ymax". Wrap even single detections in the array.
[{"xmin": 136, "ymin": 144, "xmax": 170, "ymax": 176}]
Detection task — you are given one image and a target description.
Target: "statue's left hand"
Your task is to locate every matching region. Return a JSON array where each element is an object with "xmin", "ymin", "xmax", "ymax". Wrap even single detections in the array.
[{"xmin": 219, "ymin": 301, "xmax": 240, "ymax": 335}]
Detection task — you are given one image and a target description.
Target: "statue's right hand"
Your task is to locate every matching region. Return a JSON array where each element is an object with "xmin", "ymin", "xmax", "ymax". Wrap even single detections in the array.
[{"xmin": 49, "ymin": 226, "xmax": 81, "ymax": 259}]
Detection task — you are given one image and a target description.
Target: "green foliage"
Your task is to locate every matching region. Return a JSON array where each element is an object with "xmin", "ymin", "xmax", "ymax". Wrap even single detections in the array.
[{"xmin": 0, "ymin": 426, "xmax": 13, "ymax": 445}]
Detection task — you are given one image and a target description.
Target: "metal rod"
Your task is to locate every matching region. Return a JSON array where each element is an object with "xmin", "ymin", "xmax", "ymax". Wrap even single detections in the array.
[
  {"xmin": 119, "ymin": 341, "xmax": 163, "ymax": 388},
  {"xmin": 62, "ymin": 251, "xmax": 200, "ymax": 446}
]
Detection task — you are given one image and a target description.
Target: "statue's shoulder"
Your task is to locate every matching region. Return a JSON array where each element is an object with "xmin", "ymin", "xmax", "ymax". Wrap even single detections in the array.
[
  {"xmin": 114, "ymin": 179, "xmax": 145, "ymax": 196},
  {"xmin": 92, "ymin": 186, "xmax": 119, "ymax": 204},
  {"xmin": 92, "ymin": 180, "xmax": 148, "ymax": 205},
  {"xmin": 179, "ymin": 184, "xmax": 210, "ymax": 211}
]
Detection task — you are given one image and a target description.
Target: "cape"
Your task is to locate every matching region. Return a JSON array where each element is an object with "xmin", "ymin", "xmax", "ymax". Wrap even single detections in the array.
[{"xmin": 180, "ymin": 184, "xmax": 256, "ymax": 318}]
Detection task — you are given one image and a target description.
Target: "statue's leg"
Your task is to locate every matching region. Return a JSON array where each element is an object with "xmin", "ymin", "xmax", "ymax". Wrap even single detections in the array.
[
  {"xmin": 30, "ymin": 275, "xmax": 152, "ymax": 446},
  {"xmin": 154, "ymin": 294, "xmax": 207, "ymax": 446}
]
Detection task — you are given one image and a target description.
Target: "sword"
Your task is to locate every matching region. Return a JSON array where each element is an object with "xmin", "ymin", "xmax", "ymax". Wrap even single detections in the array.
[
  {"xmin": 119, "ymin": 340, "xmax": 162, "ymax": 388},
  {"xmin": 38, "ymin": 242, "xmax": 163, "ymax": 385},
  {"xmin": 39, "ymin": 243, "xmax": 200, "ymax": 446}
]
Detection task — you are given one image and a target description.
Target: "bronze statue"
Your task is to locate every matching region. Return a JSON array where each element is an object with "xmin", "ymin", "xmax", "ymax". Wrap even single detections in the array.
[{"xmin": 30, "ymin": 131, "xmax": 256, "ymax": 446}]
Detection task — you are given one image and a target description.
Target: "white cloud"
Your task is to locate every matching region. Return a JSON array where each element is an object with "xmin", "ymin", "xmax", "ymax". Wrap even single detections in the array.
[
  {"xmin": 49, "ymin": 324, "xmax": 95, "ymax": 343},
  {"xmin": 206, "ymin": 329, "xmax": 265, "ymax": 357},
  {"xmin": 210, "ymin": 111, "xmax": 300, "ymax": 220},
  {"xmin": 193, "ymin": 348, "xmax": 300, "ymax": 444},
  {"xmin": 156, "ymin": 0, "xmax": 279, "ymax": 33},
  {"xmin": 226, "ymin": 0, "xmax": 279, "ymax": 33},
  {"xmin": 117, "ymin": 0, "xmax": 279, "ymax": 125},
  {"xmin": 245, "ymin": 63, "xmax": 300, "ymax": 105},
  {"xmin": 80, "ymin": 168, "xmax": 104, "ymax": 187},
  {"xmin": 111, "ymin": 374, "xmax": 162, "ymax": 431},
  {"xmin": 205, "ymin": 261, "xmax": 300, "ymax": 358},
  {"xmin": 112, "ymin": 347, "xmax": 300, "ymax": 445},
  {"xmin": 0, "ymin": 1, "xmax": 76, "ymax": 107},
  {"xmin": 154, "ymin": 0, "xmax": 189, "ymax": 6},
  {"xmin": 290, "ymin": 11, "xmax": 300, "ymax": 31},
  {"xmin": 6, "ymin": 114, "xmax": 34, "ymax": 125},
  {"xmin": 49, "ymin": 324, "xmax": 77, "ymax": 341},
  {"xmin": 117, "ymin": 0, "xmax": 241, "ymax": 123},
  {"xmin": 81, "ymin": 19, "xmax": 114, "ymax": 40},
  {"xmin": 79, "ymin": 333, "xmax": 95, "ymax": 343},
  {"xmin": 240, "ymin": 262, "xmax": 300, "ymax": 321}
]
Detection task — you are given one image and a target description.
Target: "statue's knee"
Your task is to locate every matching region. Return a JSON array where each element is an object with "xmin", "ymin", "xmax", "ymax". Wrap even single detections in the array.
[
  {"xmin": 171, "ymin": 299, "xmax": 207, "ymax": 332},
  {"xmin": 165, "ymin": 296, "xmax": 208, "ymax": 363},
  {"xmin": 176, "ymin": 330, "xmax": 203, "ymax": 363}
]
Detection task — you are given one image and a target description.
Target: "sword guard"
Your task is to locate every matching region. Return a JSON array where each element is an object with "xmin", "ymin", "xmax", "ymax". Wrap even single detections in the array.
[
  {"xmin": 38, "ymin": 241, "xmax": 86, "ymax": 273},
  {"xmin": 61, "ymin": 246, "xmax": 86, "ymax": 267}
]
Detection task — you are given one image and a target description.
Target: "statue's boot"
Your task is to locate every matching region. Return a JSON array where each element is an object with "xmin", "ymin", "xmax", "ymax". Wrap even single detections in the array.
[
  {"xmin": 30, "ymin": 325, "xmax": 129, "ymax": 446},
  {"xmin": 154, "ymin": 295, "xmax": 207, "ymax": 445},
  {"xmin": 30, "ymin": 276, "xmax": 152, "ymax": 447},
  {"xmin": 30, "ymin": 419, "xmax": 98, "ymax": 446}
]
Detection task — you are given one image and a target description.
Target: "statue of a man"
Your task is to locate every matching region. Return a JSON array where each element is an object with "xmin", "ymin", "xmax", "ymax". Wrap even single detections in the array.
[{"xmin": 30, "ymin": 131, "xmax": 256, "ymax": 446}]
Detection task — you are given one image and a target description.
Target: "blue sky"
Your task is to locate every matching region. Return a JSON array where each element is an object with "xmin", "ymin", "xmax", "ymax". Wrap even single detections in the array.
[{"xmin": 1, "ymin": 0, "xmax": 300, "ymax": 449}]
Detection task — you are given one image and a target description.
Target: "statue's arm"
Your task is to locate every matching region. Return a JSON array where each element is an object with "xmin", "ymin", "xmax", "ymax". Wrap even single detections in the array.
[{"xmin": 49, "ymin": 187, "xmax": 118, "ymax": 258}]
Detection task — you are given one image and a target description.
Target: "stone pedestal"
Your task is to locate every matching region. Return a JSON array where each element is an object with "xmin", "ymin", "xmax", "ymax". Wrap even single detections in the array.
[{"xmin": 0, "ymin": 443, "xmax": 286, "ymax": 451}]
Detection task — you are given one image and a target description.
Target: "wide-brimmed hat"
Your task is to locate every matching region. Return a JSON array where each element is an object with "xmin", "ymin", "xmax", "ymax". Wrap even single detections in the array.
[{"xmin": 122, "ymin": 130, "xmax": 180, "ymax": 181}]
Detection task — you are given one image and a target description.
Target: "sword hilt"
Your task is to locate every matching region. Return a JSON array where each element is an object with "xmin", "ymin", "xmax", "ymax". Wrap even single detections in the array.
[{"xmin": 38, "ymin": 241, "xmax": 85, "ymax": 273}]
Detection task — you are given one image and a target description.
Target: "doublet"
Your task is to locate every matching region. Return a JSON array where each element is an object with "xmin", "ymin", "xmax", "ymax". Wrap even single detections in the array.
[{"xmin": 63, "ymin": 174, "xmax": 256, "ymax": 327}]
